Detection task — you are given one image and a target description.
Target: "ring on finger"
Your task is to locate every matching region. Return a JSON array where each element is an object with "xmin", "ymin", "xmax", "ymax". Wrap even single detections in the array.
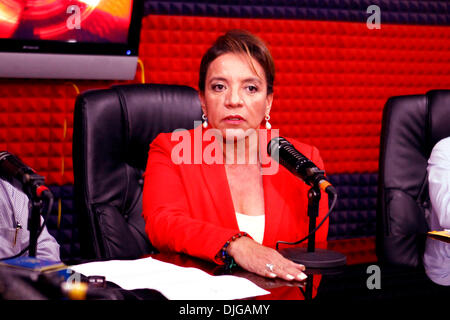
[{"xmin": 265, "ymin": 263, "xmax": 275, "ymax": 272}]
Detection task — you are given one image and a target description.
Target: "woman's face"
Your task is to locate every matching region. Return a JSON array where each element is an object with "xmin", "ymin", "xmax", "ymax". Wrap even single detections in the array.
[{"xmin": 200, "ymin": 53, "xmax": 273, "ymax": 141}]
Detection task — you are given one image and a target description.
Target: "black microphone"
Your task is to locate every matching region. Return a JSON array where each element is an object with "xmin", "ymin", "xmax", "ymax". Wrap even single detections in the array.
[
  {"xmin": 267, "ymin": 137, "xmax": 346, "ymax": 268},
  {"xmin": 267, "ymin": 137, "xmax": 336, "ymax": 194},
  {"xmin": 0, "ymin": 151, "xmax": 54, "ymax": 259},
  {"xmin": 0, "ymin": 151, "xmax": 52, "ymax": 199}
]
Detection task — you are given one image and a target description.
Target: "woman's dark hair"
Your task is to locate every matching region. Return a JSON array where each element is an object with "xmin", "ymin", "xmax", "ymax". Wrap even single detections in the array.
[{"xmin": 198, "ymin": 29, "xmax": 275, "ymax": 95}]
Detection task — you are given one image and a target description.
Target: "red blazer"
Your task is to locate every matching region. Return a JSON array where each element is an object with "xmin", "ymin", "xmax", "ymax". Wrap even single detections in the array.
[{"xmin": 142, "ymin": 127, "xmax": 329, "ymax": 264}]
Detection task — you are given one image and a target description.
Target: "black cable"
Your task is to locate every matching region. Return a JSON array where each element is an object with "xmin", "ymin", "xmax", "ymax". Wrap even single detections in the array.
[{"xmin": 276, "ymin": 190, "xmax": 338, "ymax": 250}]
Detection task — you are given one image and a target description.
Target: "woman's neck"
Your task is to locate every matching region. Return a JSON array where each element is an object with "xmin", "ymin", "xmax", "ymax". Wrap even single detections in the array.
[{"xmin": 221, "ymin": 129, "xmax": 260, "ymax": 165}]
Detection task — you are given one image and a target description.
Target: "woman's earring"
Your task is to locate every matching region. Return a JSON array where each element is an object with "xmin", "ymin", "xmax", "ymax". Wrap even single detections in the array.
[
  {"xmin": 265, "ymin": 114, "xmax": 271, "ymax": 130},
  {"xmin": 202, "ymin": 114, "xmax": 208, "ymax": 129}
]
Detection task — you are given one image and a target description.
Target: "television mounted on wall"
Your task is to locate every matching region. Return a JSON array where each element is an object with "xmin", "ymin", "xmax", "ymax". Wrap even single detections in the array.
[{"xmin": 0, "ymin": 0, "xmax": 143, "ymax": 80}]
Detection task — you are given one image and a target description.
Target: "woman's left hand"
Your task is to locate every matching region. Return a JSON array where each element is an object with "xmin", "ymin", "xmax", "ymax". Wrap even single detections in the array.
[{"xmin": 227, "ymin": 236, "xmax": 307, "ymax": 281}]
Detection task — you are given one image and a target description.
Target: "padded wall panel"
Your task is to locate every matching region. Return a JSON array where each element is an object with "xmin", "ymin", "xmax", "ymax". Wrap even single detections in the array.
[
  {"xmin": 0, "ymin": 80, "xmax": 117, "ymax": 185},
  {"xmin": 140, "ymin": 15, "xmax": 450, "ymax": 174},
  {"xmin": 46, "ymin": 185, "xmax": 79, "ymax": 262},
  {"xmin": 327, "ymin": 173, "xmax": 378, "ymax": 240},
  {"xmin": 144, "ymin": 0, "xmax": 450, "ymax": 25},
  {"xmin": 1, "ymin": 15, "xmax": 448, "ymax": 183},
  {"xmin": 0, "ymin": 82, "xmax": 72, "ymax": 185}
]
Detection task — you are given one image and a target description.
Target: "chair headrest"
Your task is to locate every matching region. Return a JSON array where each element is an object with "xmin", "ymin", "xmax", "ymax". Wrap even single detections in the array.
[
  {"xmin": 75, "ymin": 83, "xmax": 202, "ymax": 172},
  {"xmin": 428, "ymin": 90, "xmax": 450, "ymax": 151},
  {"xmin": 111, "ymin": 84, "xmax": 202, "ymax": 169},
  {"xmin": 379, "ymin": 89, "xmax": 450, "ymax": 195},
  {"xmin": 73, "ymin": 83, "xmax": 202, "ymax": 206},
  {"xmin": 379, "ymin": 94, "xmax": 428, "ymax": 194}
]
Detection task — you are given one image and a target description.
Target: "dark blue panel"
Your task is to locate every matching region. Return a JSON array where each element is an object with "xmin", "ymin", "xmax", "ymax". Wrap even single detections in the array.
[
  {"xmin": 144, "ymin": 0, "xmax": 450, "ymax": 25},
  {"xmin": 327, "ymin": 173, "xmax": 378, "ymax": 240},
  {"xmin": 47, "ymin": 185, "xmax": 80, "ymax": 262}
]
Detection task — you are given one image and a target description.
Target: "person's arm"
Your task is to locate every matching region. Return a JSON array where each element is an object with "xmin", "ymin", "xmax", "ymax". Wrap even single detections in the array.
[
  {"xmin": 227, "ymin": 236, "xmax": 307, "ymax": 281},
  {"xmin": 143, "ymin": 134, "xmax": 308, "ymax": 280},
  {"xmin": 142, "ymin": 134, "xmax": 239, "ymax": 264},
  {"xmin": 428, "ymin": 138, "xmax": 450, "ymax": 229},
  {"xmin": 2, "ymin": 180, "xmax": 60, "ymax": 261},
  {"xmin": 35, "ymin": 216, "xmax": 61, "ymax": 261}
]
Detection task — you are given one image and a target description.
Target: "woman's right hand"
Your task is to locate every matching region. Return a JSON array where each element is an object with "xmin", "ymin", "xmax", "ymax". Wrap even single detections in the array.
[{"xmin": 226, "ymin": 236, "xmax": 307, "ymax": 281}]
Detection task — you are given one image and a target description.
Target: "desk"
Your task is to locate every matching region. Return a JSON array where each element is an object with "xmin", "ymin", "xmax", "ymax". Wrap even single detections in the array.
[
  {"xmin": 152, "ymin": 251, "xmax": 450, "ymax": 302},
  {"xmin": 1, "ymin": 239, "xmax": 448, "ymax": 302}
]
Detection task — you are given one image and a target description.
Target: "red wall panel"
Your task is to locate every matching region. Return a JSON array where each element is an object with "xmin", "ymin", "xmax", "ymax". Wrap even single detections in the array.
[
  {"xmin": 0, "ymin": 15, "xmax": 449, "ymax": 184},
  {"xmin": 141, "ymin": 15, "xmax": 450, "ymax": 174}
]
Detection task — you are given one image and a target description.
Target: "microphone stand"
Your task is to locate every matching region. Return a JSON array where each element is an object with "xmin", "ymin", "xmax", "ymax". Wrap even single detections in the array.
[
  {"xmin": 307, "ymin": 187, "xmax": 320, "ymax": 254},
  {"xmin": 279, "ymin": 185, "xmax": 347, "ymax": 269},
  {"xmin": 28, "ymin": 197, "xmax": 44, "ymax": 258},
  {"xmin": 299, "ymin": 273, "xmax": 314, "ymax": 300},
  {"xmin": 24, "ymin": 173, "xmax": 48, "ymax": 258}
]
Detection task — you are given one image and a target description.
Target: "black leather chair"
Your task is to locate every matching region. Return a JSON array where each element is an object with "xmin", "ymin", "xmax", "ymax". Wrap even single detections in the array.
[
  {"xmin": 73, "ymin": 84, "xmax": 202, "ymax": 260},
  {"xmin": 377, "ymin": 89, "xmax": 450, "ymax": 267}
]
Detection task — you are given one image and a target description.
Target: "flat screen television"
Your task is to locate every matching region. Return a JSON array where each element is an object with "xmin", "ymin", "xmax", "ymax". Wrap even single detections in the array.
[{"xmin": 0, "ymin": 0, "xmax": 143, "ymax": 80}]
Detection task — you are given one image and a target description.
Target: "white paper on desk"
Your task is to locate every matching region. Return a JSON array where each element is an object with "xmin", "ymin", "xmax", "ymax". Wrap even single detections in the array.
[{"xmin": 69, "ymin": 257, "xmax": 269, "ymax": 300}]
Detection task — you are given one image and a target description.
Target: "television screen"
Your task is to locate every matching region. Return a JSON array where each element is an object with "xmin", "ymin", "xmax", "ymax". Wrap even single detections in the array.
[
  {"xmin": 1, "ymin": 0, "xmax": 133, "ymax": 43},
  {"xmin": 0, "ymin": 0, "xmax": 143, "ymax": 80}
]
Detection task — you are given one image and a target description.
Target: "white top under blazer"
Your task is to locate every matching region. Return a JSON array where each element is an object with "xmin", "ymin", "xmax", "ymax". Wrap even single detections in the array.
[{"xmin": 235, "ymin": 212, "xmax": 265, "ymax": 244}]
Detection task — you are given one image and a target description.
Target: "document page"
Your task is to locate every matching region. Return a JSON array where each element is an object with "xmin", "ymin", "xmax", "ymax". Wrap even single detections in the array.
[{"xmin": 70, "ymin": 257, "xmax": 269, "ymax": 300}]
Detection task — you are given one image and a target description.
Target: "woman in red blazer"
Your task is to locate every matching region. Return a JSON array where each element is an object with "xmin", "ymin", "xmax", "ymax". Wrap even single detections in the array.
[{"xmin": 142, "ymin": 30, "xmax": 329, "ymax": 282}]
